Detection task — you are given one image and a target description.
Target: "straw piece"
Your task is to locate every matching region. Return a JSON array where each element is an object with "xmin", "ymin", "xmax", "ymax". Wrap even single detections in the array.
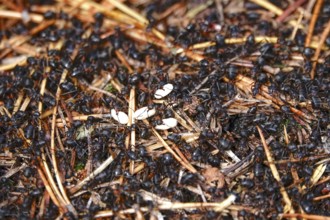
[
  {"xmin": 94, "ymin": 194, "xmax": 236, "ymax": 218},
  {"xmin": 280, "ymin": 213, "xmax": 330, "ymax": 220},
  {"xmin": 106, "ymin": 0, "xmax": 148, "ymax": 24},
  {"xmin": 257, "ymin": 126, "xmax": 295, "ymax": 216},
  {"xmin": 146, "ymin": 120, "xmax": 197, "ymax": 173},
  {"xmin": 250, "ymin": 0, "xmax": 283, "ymax": 15},
  {"xmin": 128, "ymin": 88, "xmax": 136, "ymax": 174},
  {"xmin": 250, "ymin": 0, "xmax": 301, "ymax": 27},
  {"xmin": 69, "ymin": 152, "xmax": 117, "ymax": 194},
  {"xmin": 0, "ymin": 9, "xmax": 43, "ymax": 22},
  {"xmin": 37, "ymin": 168, "xmax": 62, "ymax": 209}
]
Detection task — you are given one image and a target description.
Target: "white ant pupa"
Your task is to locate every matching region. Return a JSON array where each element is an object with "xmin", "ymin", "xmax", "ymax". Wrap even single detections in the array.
[
  {"xmin": 154, "ymin": 83, "xmax": 174, "ymax": 99},
  {"xmin": 134, "ymin": 106, "xmax": 156, "ymax": 120},
  {"xmin": 155, "ymin": 118, "xmax": 178, "ymax": 130},
  {"xmin": 111, "ymin": 109, "xmax": 129, "ymax": 125}
]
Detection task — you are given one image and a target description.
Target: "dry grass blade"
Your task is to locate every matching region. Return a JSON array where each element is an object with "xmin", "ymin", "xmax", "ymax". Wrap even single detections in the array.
[
  {"xmin": 50, "ymin": 69, "xmax": 78, "ymax": 217},
  {"xmin": 310, "ymin": 163, "xmax": 327, "ymax": 186},
  {"xmin": 106, "ymin": 0, "xmax": 148, "ymax": 25},
  {"xmin": 250, "ymin": 0, "xmax": 302, "ymax": 27},
  {"xmin": 69, "ymin": 151, "xmax": 118, "ymax": 194},
  {"xmin": 257, "ymin": 126, "xmax": 295, "ymax": 216},
  {"xmin": 250, "ymin": 0, "xmax": 283, "ymax": 15},
  {"xmin": 146, "ymin": 120, "xmax": 197, "ymax": 173},
  {"xmin": 128, "ymin": 87, "xmax": 136, "ymax": 174},
  {"xmin": 0, "ymin": 9, "xmax": 43, "ymax": 22},
  {"xmin": 94, "ymin": 194, "xmax": 236, "ymax": 218}
]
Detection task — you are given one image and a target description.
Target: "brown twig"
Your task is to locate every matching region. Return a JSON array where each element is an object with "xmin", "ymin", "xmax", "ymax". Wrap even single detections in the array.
[
  {"xmin": 310, "ymin": 19, "xmax": 330, "ymax": 79},
  {"xmin": 305, "ymin": 0, "xmax": 324, "ymax": 47},
  {"xmin": 276, "ymin": 0, "xmax": 307, "ymax": 22}
]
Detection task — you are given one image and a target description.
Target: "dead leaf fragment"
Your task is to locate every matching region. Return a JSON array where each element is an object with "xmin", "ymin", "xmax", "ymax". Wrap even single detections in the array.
[{"xmin": 202, "ymin": 167, "xmax": 225, "ymax": 188}]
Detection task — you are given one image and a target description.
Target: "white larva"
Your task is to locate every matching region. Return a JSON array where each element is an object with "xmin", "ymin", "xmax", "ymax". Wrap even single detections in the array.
[
  {"xmin": 134, "ymin": 106, "xmax": 156, "ymax": 120},
  {"xmin": 111, "ymin": 109, "xmax": 129, "ymax": 125},
  {"xmin": 154, "ymin": 83, "xmax": 174, "ymax": 99},
  {"xmin": 155, "ymin": 118, "xmax": 178, "ymax": 130}
]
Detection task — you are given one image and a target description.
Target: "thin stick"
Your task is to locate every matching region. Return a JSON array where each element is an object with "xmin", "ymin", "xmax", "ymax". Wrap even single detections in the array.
[
  {"xmin": 51, "ymin": 69, "xmax": 78, "ymax": 217},
  {"xmin": 146, "ymin": 120, "xmax": 197, "ymax": 173},
  {"xmin": 264, "ymin": 154, "xmax": 329, "ymax": 165},
  {"xmin": 176, "ymin": 37, "xmax": 322, "ymax": 53},
  {"xmin": 0, "ymin": 9, "xmax": 43, "ymax": 22},
  {"xmin": 315, "ymin": 176, "xmax": 330, "ymax": 186},
  {"xmin": 129, "ymin": 88, "xmax": 136, "ymax": 174},
  {"xmin": 37, "ymin": 168, "xmax": 62, "ymax": 210},
  {"xmin": 215, "ymin": 0, "xmax": 225, "ymax": 25},
  {"xmin": 38, "ymin": 78, "xmax": 47, "ymax": 129},
  {"xmin": 186, "ymin": 0, "xmax": 213, "ymax": 19},
  {"xmin": 224, "ymin": 74, "xmax": 314, "ymax": 121},
  {"xmin": 2, "ymin": 163, "xmax": 27, "ymax": 178},
  {"xmin": 69, "ymin": 152, "xmax": 117, "ymax": 194},
  {"xmin": 37, "ymin": 192, "xmax": 46, "ymax": 218},
  {"xmin": 115, "ymin": 50, "xmax": 133, "ymax": 73},
  {"xmin": 105, "ymin": 0, "xmax": 165, "ymax": 40},
  {"xmin": 54, "ymin": 113, "xmax": 112, "ymax": 122},
  {"xmin": 40, "ymin": 150, "xmax": 67, "ymax": 211},
  {"xmin": 94, "ymin": 194, "xmax": 236, "ymax": 218},
  {"xmin": 290, "ymin": 11, "xmax": 305, "ymax": 41},
  {"xmin": 276, "ymin": 0, "xmax": 307, "ymax": 22},
  {"xmin": 250, "ymin": 0, "xmax": 301, "ymax": 27},
  {"xmin": 86, "ymin": 83, "xmax": 125, "ymax": 104},
  {"xmin": 85, "ymin": 125, "xmax": 93, "ymax": 175},
  {"xmin": 57, "ymin": 106, "xmax": 68, "ymax": 132},
  {"xmin": 250, "ymin": 0, "xmax": 283, "ymax": 15},
  {"xmin": 313, "ymin": 193, "xmax": 330, "ymax": 201},
  {"xmin": 310, "ymin": 20, "xmax": 330, "ymax": 79},
  {"xmin": 106, "ymin": 0, "xmax": 148, "ymax": 25},
  {"xmin": 280, "ymin": 213, "xmax": 330, "ymax": 220},
  {"xmin": 284, "ymin": 125, "xmax": 304, "ymax": 214},
  {"xmin": 257, "ymin": 126, "xmax": 296, "ymax": 216},
  {"xmin": 36, "ymin": 71, "xmax": 69, "ymax": 212},
  {"xmin": 19, "ymin": 96, "xmax": 31, "ymax": 111},
  {"xmin": 12, "ymin": 92, "xmax": 24, "ymax": 115},
  {"xmin": 51, "ymin": 70, "xmax": 68, "ymax": 192},
  {"xmin": 189, "ymin": 70, "xmax": 218, "ymax": 95},
  {"xmin": 305, "ymin": 0, "xmax": 324, "ymax": 47}
]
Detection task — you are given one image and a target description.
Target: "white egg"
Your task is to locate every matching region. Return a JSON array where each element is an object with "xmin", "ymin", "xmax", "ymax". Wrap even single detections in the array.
[
  {"xmin": 155, "ymin": 118, "xmax": 178, "ymax": 130},
  {"xmin": 163, "ymin": 83, "xmax": 174, "ymax": 91},
  {"xmin": 111, "ymin": 109, "xmax": 129, "ymax": 124},
  {"xmin": 134, "ymin": 106, "xmax": 156, "ymax": 120},
  {"xmin": 162, "ymin": 117, "xmax": 177, "ymax": 127},
  {"xmin": 154, "ymin": 83, "xmax": 174, "ymax": 99},
  {"xmin": 154, "ymin": 124, "xmax": 170, "ymax": 130}
]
